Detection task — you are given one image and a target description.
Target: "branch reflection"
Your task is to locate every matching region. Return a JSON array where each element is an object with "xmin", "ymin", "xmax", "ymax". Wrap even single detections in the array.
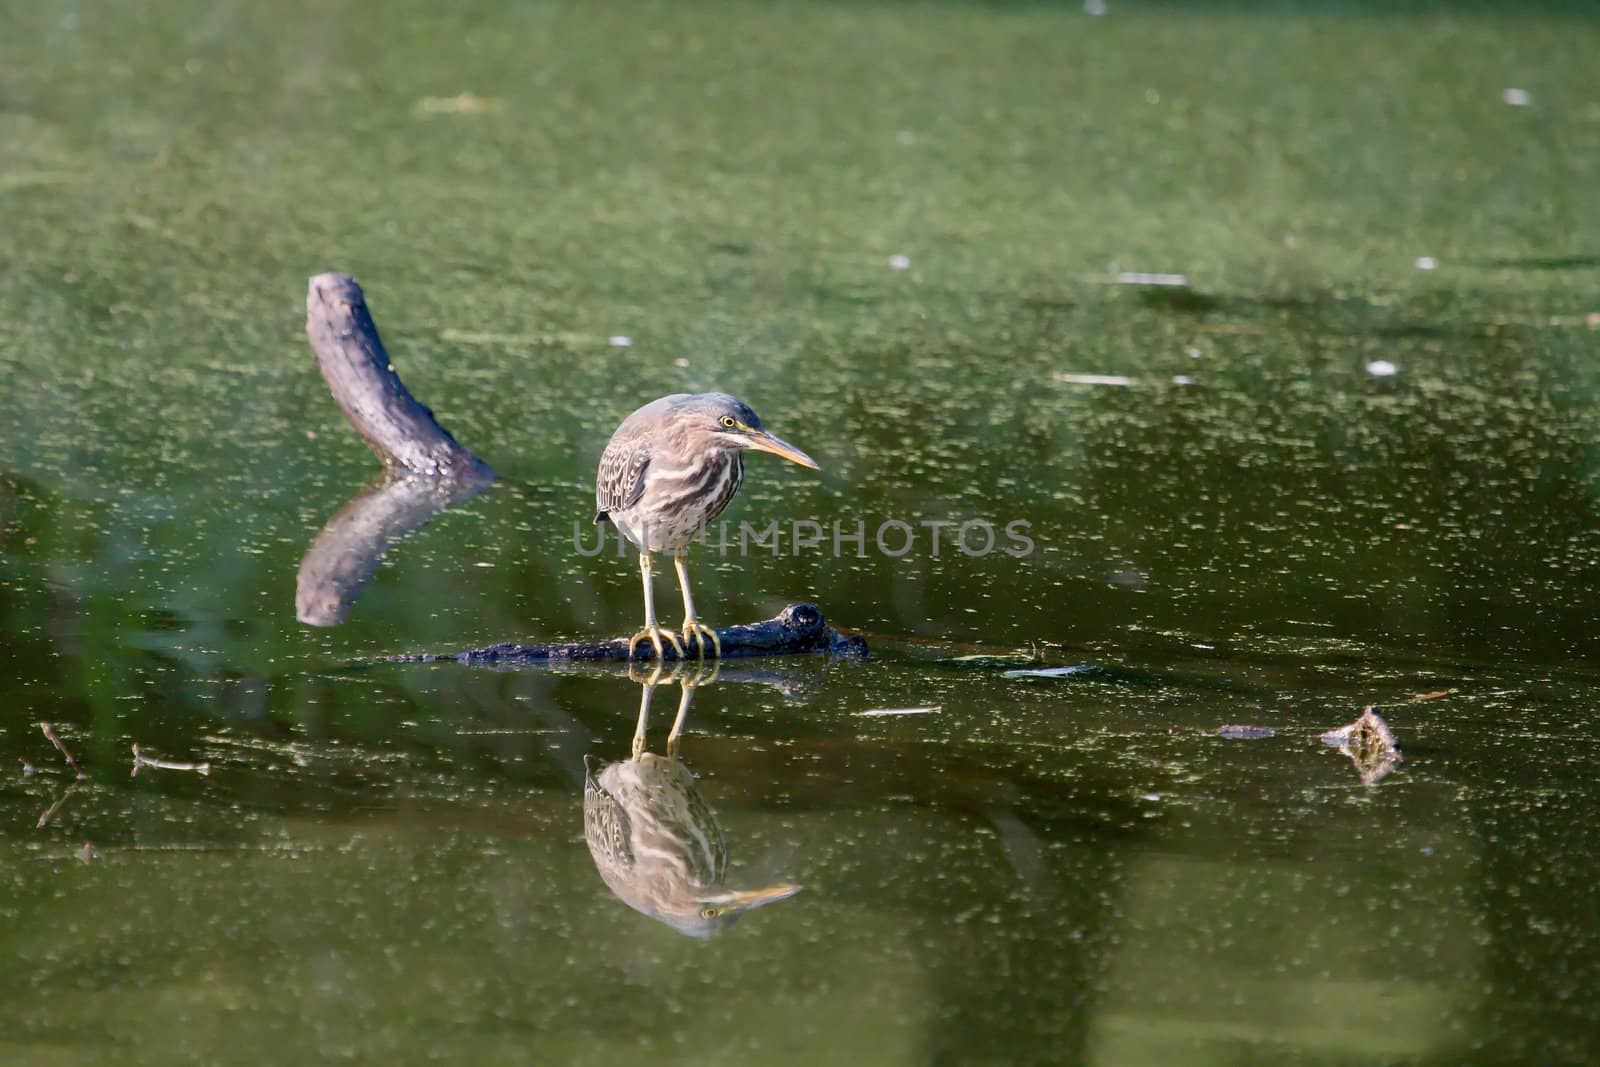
[{"xmin": 296, "ymin": 471, "xmax": 490, "ymax": 626}]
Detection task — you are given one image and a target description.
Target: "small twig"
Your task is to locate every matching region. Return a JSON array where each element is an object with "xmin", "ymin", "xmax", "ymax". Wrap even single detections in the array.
[
  {"xmin": 38, "ymin": 723, "xmax": 86, "ymax": 779},
  {"xmin": 36, "ymin": 783, "xmax": 81, "ymax": 829},
  {"xmin": 130, "ymin": 743, "xmax": 211, "ymax": 778}
]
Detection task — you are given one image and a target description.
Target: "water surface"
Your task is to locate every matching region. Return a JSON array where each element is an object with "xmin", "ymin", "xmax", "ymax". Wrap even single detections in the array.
[{"xmin": 3, "ymin": 1, "xmax": 1600, "ymax": 1063}]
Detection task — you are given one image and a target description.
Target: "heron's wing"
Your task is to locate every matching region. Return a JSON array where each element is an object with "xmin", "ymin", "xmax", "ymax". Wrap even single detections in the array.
[
  {"xmin": 583, "ymin": 758, "xmax": 634, "ymax": 870},
  {"xmin": 595, "ymin": 434, "xmax": 650, "ymax": 522},
  {"xmin": 680, "ymin": 772, "xmax": 728, "ymax": 883}
]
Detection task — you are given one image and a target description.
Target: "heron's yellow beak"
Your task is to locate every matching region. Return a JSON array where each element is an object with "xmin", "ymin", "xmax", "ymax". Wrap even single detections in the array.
[
  {"xmin": 745, "ymin": 430, "xmax": 819, "ymax": 470},
  {"xmin": 721, "ymin": 883, "xmax": 804, "ymax": 911}
]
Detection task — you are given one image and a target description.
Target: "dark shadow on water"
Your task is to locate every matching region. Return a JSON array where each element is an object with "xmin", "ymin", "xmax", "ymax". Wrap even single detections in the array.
[
  {"xmin": 831, "ymin": 0, "xmax": 1599, "ymax": 15},
  {"xmin": 1115, "ymin": 281, "xmax": 1589, "ymax": 341},
  {"xmin": 1135, "ymin": 286, "xmax": 1223, "ymax": 314},
  {"xmin": 1468, "ymin": 254, "xmax": 1600, "ymax": 271},
  {"xmin": 1073, "ymin": 0, "xmax": 1595, "ymax": 12}
]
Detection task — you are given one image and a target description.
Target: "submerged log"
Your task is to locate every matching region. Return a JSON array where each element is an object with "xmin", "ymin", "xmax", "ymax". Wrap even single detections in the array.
[
  {"xmin": 305, "ymin": 272, "xmax": 494, "ymax": 481},
  {"xmin": 392, "ymin": 603, "xmax": 867, "ymax": 664}
]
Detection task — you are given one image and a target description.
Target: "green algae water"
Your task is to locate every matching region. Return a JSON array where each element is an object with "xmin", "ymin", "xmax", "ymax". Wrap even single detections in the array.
[{"xmin": 4, "ymin": 1, "xmax": 1600, "ymax": 1062}]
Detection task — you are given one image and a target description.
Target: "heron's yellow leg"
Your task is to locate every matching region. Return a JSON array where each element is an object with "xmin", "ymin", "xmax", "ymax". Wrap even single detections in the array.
[
  {"xmin": 629, "ymin": 663, "xmax": 668, "ymax": 758},
  {"xmin": 666, "ymin": 660, "xmax": 719, "ymax": 759},
  {"xmin": 673, "ymin": 551, "xmax": 722, "ymax": 659},
  {"xmin": 628, "ymin": 552, "xmax": 685, "ymax": 660}
]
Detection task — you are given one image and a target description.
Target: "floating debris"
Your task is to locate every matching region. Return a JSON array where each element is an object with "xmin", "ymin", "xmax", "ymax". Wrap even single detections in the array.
[
  {"xmin": 1002, "ymin": 665, "xmax": 1097, "ymax": 680},
  {"xmin": 131, "ymin": 743, "xmax": 211, "ymax": 778},
  {"xmin": 1411, "ymin": 689, "xmax": 1454, "ymax": 702},
  {"xmin": 1216, "ymin": 724, "xmax": 1275, "ymax": 740},
  {"xmin": 888, "ymin": 254, "xmax": 911, "ymax": 270},
  {"xmin": 941, "ymin": 653, "xmax": 1040, "ymax": 669},
  {"xmin": 415, "ymin": 92, "xmax": 503, "ymax": 114},
  {"xmin": 1054, "ymin": 372, "xmax": 1134, "ymax": 387},
  {"xmin": 1414, "ymin": 256, "xmax": 1438, "ymax": 271},
  {"xmin": 608, "ymin": 335, "xmax": 632, "ymax": 348},
  {"xmin": 1502, "ymin": 88, "xmax": 1532, "ymax": 107},
  {"xmin": 1366, "ymin": 360, "xmax": 1398, "ymax": 377},
  {"xmin": 1115, "ymin": 271, "xmax": 1188, "ymax": 287},
  {"xmin": 856, "ymin": 706, "xmax": 941, "ymax": 717},
  {"xmin": 441, "ymin": 328, "xmax": 619, "ymax": 348},
  {"xmin": 1320, "ymin": 706, "xmax": 1402, "ymax": 784}
]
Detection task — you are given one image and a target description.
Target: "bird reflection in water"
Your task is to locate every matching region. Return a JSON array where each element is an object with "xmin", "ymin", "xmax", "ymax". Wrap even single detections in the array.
[{"xmin": 584, "ymin": 663, "xmax": 801, "ymax": 936}]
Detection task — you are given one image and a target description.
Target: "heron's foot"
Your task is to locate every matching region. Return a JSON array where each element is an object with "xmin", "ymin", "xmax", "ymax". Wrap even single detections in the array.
[
  {"xmin": 628, "ymin": 623, "xmax": 685, "ymax": 660},
  {"xmin": 681, "ymin": 617, "xmax": 722, "ymax": 659},
  {"xmin": 680, "ymin": 658, "xmax": 721, "ymax": 690},
  {"xmin": 627, "ymin": 661, "xmax": 672, "ymax": 686}
]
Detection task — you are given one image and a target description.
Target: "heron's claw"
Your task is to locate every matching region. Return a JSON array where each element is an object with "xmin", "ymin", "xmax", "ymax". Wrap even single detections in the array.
[
  {"xmin": 680, "ymin": 658, "xmax": 720, "ymax": 690},
  {"xmin": 681, "ymin": 617, "xmax": 722, "ymax": 659},
  {"xmin": 628, "ymin": 623, "xmax": 685, "ymax": 660},
  {"xmin": 627, "ymin": 661, "xmax": 671, "ymax": 686}
]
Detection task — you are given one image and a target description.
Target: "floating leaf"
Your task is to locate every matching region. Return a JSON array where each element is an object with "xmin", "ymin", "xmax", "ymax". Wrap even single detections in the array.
[{"xmin": 1001, "ymin": 665, "xmax": 1097, "ymax": 680}]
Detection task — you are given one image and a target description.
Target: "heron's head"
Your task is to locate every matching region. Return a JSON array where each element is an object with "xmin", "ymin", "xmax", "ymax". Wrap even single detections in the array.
[
  {"xmin": 673, "ymin": 883, "xmax": 804, "ymax": 938},
  {"xmin": 674, "ymin": 393, "xmax": 820, "ymax": 470}
]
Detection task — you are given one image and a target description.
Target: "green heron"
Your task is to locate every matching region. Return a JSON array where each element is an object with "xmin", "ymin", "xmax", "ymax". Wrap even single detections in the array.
[
  {"xmin": 583, "ymin": 665, "xmax": 802, "ymax": 936},
  {"xmin": 595, "ymin": 392, "xmax": 819, "ymax": 659}
]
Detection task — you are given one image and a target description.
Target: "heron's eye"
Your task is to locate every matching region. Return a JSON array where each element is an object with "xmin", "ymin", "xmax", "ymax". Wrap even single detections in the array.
[
  {"xmin": 719, "ymin": 416, "xmax": 738, "ymax": 429},
  {"xmin": 700, "ymin": 905, "xmax": 722, "ymax": 919}
]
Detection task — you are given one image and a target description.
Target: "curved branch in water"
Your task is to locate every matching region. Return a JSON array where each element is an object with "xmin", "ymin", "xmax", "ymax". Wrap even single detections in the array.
[
  {"xmin": 305, "ymin": 272, "xmax": 494, "ymax": 481},
  {"xmin": 298, "ymin": 272, "xmax": 495, "ymax": 626}
]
